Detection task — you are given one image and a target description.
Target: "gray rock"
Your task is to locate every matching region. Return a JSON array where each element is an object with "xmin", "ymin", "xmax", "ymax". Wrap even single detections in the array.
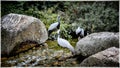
[
  {"xmin": 1, "ymin": 13, "xmax": 48, "ymax": 55},
  {"xmin": 75, "ymin": 32, "xmax": 119, "ymax": 56},
  {"xmin": 80, "ymin": 47, "xmax": 119, "ymax": 67}
]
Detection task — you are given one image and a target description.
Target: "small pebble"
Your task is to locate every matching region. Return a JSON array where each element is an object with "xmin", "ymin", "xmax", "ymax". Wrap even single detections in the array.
[
  {"xmin": 60, "ymin": 61, "xmax": 64, "ymax": 64},
  {"xmin": 33, "ymin": 47, "xmax": 36, "ymax": 50},
  {"xmin": 58, "ymin": 56, "xmax": 66, "ymax": 61},
  {"xmin": 44, "ymin": 43, "xmax": 48, "ymax": 47},
  {"xmin": 53, "ymin": 61, "xmax": 59, "ymax": 66},
  {"xmin": 72, "ymin": 61, "xmax": 77, "ymax": 65},
  {"xmin": 1, "ymin": 57, "xmax": 7, "ymax": 61},
  {"xmin": 45, "ymin": 64, "xmax": 50, "ymax": 67},
  {"xmin": 55, "ymin": 55, "xmax": 61, "ymax": 59}
]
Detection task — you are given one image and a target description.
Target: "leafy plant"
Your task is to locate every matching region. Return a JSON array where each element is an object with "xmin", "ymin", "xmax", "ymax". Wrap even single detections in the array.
[{"xmin": 1, "ymin": 1, "xmax": 119, "ymax": 39}]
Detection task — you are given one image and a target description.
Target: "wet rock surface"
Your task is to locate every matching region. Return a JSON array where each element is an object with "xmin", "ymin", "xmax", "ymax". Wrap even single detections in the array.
[
  {"xmin": 1, "ymin": 13, "xmax": 48, "ymax": 55},
  {"xmin": 1, "ymin": 43, "xmax": 79, "ymax": 67},
  {"xmin": 75, "ymin": 32, "xmax": 119, "ymax": 56},
  {"xmin": 80, "ymin": 47, "xmax": 119, "ymax": 67}
]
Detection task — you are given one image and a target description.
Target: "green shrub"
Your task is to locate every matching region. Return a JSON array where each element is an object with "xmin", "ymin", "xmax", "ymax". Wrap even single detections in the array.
[
  {"xmin": 63, "ymin": 2, "xmax": 119, "ymax": 33},
  {"xmin": 1, "ymin": 1, "xmax": 119, "ymax": 39}
]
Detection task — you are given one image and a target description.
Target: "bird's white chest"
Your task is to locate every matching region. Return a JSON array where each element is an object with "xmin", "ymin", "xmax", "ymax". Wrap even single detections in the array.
[{"xmin": 48, "ymin": 22, "xmax": 59, "ymax": 31}]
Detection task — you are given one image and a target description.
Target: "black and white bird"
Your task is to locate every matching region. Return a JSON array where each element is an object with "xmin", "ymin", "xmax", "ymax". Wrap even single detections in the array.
[
  {"xmin": 76, "ymin": 27, "xmax": 82, "ymax": 36},
  {"xmin": 76, "ymin": 27, "xmax": 84, "ymax": 39},
  {"xmin": 48, "ymin": 15, "xmax": 60, "ymax": 36},
  {"xmin": 57, "ymin": 29, "xmax": 75, "ymax": 55}
]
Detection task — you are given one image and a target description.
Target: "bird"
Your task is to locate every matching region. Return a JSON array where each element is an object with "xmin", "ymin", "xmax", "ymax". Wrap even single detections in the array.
[
  {"xmin": 76, "ymin": 27, "xmax": 84, "ymax": 39},
  {"xmin": 48, "ymin": 15, "xmax": 60, "ymax": 36},
  {"xmin": 80, "ymin": 28, "xmax": 84, "ymax": 38},
  {"xmin": 76, "ymin": 27, "xmax": 82, "ymax": 36},
  {"xmin": 57, "ymin": 29, "xmax": 75, "ymax": 55}
]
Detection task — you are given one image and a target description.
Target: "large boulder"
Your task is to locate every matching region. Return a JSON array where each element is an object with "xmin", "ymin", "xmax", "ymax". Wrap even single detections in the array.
[
  {"xmin": 75, "ymin": 32, "xmax": 119, "ymax": 56},
  {"xmin": 1, "ymin": 13, "xmax": 48, "ymax": 55},
  {"xmin": 80, "ymin": 47, "xmax": 119, "ymax": 67}
]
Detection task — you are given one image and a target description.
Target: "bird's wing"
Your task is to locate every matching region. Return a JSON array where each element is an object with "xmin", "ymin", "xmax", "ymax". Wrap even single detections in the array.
[
  {"xmin": 57, "ymin": 38, "xmax": 68, "ymax": 47},
  {"xmin": 76, "ymin": 27, "xmax": 81, "ymax": 35},
  {"xmin": 58, "ymin": 38, "xmax": 74, "ymax": 52},
  {"xmin": 48, "ymin": 22, "xmax": 59, "ymax": 31},
  {"xmin": 81, "ymin": 29, "xmax": 84, "ymax": 36}
]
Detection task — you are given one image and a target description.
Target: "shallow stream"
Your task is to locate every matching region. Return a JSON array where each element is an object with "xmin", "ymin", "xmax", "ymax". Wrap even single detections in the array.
[{"xmin": 1, "ymin": 39, "xmax": 80, "ymax": 67}]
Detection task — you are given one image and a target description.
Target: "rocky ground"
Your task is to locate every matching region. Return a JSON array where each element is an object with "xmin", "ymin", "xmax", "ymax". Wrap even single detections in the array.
[
  {"xmin": 1, "ymin": 35, "xmax": 119, "ymax": 67},
  {"xmin": 1, "ymin": 40, "xmax": 79, "ymax": 67}
]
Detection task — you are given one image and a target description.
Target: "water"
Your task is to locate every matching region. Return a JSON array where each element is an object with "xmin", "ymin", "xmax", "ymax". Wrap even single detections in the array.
[{"xmin": 1, "ymin": 39, "xmax": 79, "ymax": 67}]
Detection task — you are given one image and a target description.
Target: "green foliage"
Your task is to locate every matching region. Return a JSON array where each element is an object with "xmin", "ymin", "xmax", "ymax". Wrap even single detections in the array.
[
  {"xmin": 1, "ymin": 1, "xmax": 119, "ymax": 39},
  {"xmin": 63, "ymin": 2, "xmax": 119, "ymax": 33}
]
